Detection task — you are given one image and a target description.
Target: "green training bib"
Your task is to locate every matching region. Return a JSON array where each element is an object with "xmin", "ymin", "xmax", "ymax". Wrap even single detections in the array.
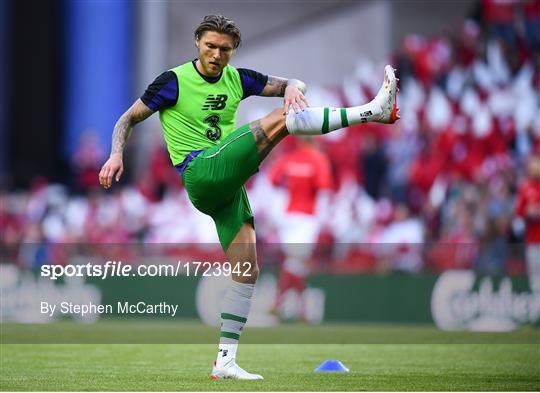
[{"xmin": 159, "ymin": 61, "xmax": 244, "ymax": 165}]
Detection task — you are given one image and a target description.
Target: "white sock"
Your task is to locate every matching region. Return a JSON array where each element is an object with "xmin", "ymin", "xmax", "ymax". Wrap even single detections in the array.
[
  {"xmin": 216, "ymin": 343, "xmax": 238, "ymax": 367},
  {"xmin": 286, "ymin": 102, "xmax": 382, "ymax": 136},
  {"xmin": 215, "ymin": 281, "xmax": 254, "ymax": 367}
]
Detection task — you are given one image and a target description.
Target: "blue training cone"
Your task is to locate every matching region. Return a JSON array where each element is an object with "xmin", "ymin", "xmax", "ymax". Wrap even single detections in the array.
[{"xmin": 314, "ymin": 359, "xmax": 350, "ymax": 372}]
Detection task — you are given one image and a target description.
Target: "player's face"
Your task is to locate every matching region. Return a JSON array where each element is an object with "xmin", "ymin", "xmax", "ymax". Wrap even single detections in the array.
[{"xmin": 196, "ymin": 31, "xmax": 235, "ymax": 77}]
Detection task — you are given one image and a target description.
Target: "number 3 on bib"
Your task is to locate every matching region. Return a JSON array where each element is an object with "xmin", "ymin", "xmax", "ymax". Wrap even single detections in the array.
[{"xmin": 204, "ymin": 114, "xmax": 222, "ymax": 141}]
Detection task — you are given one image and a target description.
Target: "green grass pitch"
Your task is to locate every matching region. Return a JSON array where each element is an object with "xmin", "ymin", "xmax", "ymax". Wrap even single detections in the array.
[{"xmin": 1, "ymin": 321, "xmax": 539, "ymax": 391}]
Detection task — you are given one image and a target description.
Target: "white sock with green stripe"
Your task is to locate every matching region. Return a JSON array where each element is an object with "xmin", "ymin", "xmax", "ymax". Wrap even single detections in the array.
[
  {"xmin": 215, "ymin": 281, "xmax": 254, "ymax": 368},
  {"xmin": 285, "ymin": 102, "xmax": 383, "ymax": 135}
]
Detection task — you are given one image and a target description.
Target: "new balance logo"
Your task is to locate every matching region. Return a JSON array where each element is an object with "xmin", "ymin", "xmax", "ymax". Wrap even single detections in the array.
[
  {"xmin": 360, "ymin": 110, "xmax": 372, "ymax": 117},
  {"xmin": 202, "ymin": 94, "xmax": 228, "ymax": 110},
  {"xmin": 219, "ymin": 349, "xmax": 229, "ymax": 357}
]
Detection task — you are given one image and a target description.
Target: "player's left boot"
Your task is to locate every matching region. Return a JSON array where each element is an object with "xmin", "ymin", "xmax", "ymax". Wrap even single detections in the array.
[
  {"xmin": 211, "ymin": 360, "xmax": 264, "ymax": 380},
  {"xmin": 373, "ymin": 65, "xmax": 400, "ymax": 124}
]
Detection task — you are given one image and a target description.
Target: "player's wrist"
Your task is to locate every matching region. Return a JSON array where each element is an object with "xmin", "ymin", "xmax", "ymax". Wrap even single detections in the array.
[
  {"xmin": 285, "ymin": 84, "xmax": 299, "ymax": 91},
  {"xmin": 286, "ymin": 79, "xmax": 307, "ymax": 94}
]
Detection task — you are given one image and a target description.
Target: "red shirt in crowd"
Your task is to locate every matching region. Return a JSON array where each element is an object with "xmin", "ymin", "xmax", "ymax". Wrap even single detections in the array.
[
  {"xmin": 269, "ymin": 144, "xmax": 332, "ymax": 215},
  {"xmin": 524, "ymin": 0, "xmax": 540, "ymax": 19},
  {"xmin": 482, "ymin": 0, "xmax": 517, "ymax": 23},
  {"xmin": 516, "ymin": 180, "xmax": 540, "ymax": 243}
]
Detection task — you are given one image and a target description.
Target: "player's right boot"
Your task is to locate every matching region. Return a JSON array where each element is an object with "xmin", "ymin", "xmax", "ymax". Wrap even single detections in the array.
[
  {"xmin": 373, "ymin": 65, "xmax": 400, "ymax": 124},
  {"xmin": 210, "ymin": 360, "xmax": 264, "ymax": 380}
]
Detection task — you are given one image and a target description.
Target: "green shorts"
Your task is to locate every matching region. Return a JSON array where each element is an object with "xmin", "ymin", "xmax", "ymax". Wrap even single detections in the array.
[{"xmin": 181, "ymin": 125, "xmax": 261, "ymax": 251}]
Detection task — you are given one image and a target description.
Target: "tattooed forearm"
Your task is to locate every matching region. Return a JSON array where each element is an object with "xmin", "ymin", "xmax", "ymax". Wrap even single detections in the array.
[
  {"xmin": 279, "ymin": 82, "xmax": 287, "ymax": 96},
  {"xmin": 264, "ymin": 76, "xmax": 288, "ymax": 97},
  {"xmin": 111, "ymin": 115, "xmax": 134, "ymax": 155},
  {"xmin": 110, "ymin": 99, "xmax": 154, "ymax": 155},
  {"xmin": 250, "ymin": 120, "xmax": 273, "ymax": 160},
  {"xmin": 261, "ymin": 76, "xmax": 307, "ymax": 97}
]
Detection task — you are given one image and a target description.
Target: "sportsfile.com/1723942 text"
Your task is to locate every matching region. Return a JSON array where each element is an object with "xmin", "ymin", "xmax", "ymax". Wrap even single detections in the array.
[{"xmin": 40, "ymin": 261, "xmax": 252, "ymax": 280}]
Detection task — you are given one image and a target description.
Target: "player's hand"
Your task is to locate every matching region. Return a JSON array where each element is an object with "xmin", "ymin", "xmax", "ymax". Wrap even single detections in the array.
[
  {"xmin": 283, "ymin": 85, "xmax": 309, "ymax": 115},
  {"xmin": 99, "ymin": 153, "xmax": 124, "ymax": 190}
]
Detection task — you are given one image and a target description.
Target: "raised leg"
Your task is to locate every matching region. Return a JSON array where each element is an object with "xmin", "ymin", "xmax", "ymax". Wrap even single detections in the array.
[
  {"xmin": 249, "ymin": 65, "xmax": 399, "ymax": 161},
  {"xmin": 249, "ymin": 108, "xmax": 288, "ymax": 161}
]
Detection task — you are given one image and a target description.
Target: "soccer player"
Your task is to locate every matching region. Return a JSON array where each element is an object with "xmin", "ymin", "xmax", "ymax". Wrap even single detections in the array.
[
  {"xmin": 516, "ymin": 153, "xmax": 540, "ymax": 292},
  {"xmin": 268, "ymin": 137, "xmax": 332, "ymax": 320},
  {"xmin": 99, "ymin": 15, "xmax": 399, "ymax": 380}
]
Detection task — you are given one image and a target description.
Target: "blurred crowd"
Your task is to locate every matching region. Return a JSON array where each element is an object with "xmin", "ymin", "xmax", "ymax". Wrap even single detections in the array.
[{"xmin": 1, "ymin": 0, "xmax": 539, "ymax": 275}]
